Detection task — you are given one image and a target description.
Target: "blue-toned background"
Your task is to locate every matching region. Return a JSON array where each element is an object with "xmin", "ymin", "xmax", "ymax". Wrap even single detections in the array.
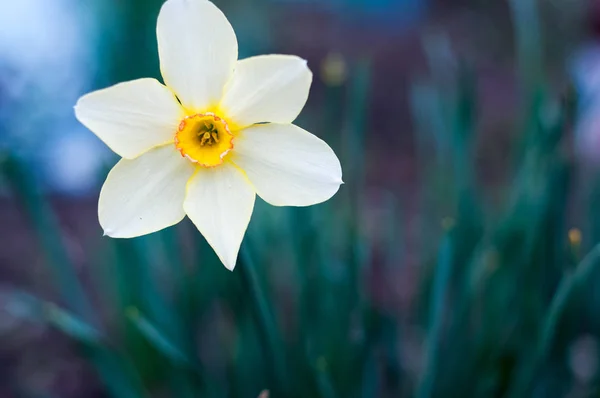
[{"xmin": 1, "ymin": 0, "xmax": 599, "ymax": 397}]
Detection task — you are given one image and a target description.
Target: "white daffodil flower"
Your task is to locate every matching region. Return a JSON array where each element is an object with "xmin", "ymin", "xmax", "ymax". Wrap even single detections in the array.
[{"xmin": 74, "ymin": 0, "xmax": 343, "ymax": 270}]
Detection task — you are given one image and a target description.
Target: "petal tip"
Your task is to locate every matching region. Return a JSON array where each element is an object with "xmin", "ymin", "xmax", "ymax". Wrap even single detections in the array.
[
  {"xmin": 211, "ymin": 250, "xmax": 237, "ymax": 271},
  {"xmin": 215, "ymin": 249, "xmax": 238, "ymax": 271}
]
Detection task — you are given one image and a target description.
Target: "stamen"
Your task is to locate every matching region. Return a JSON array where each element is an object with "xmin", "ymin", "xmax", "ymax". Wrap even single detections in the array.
[
  {"xmin": 174, "ymin": 112, "xmax": 234, "ymax": 167},
  {"xmin": 200, "ymin": 131, "xmax": 213, "ymax": 146}
]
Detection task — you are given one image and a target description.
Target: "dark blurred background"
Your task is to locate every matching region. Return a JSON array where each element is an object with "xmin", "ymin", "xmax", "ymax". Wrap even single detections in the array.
[{"xmin": 2, "ymin": 0, "xmax": 600, "ymax": 397}]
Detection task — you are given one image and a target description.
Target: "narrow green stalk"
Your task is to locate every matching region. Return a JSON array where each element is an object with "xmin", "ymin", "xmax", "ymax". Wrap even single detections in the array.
[
  {"xmin": 508, "ymin": 0, "xmax": 543, "ymax": 100},
  {"xmin": 238, "ymin": 246, "xmax": 288, "ymax": 395},
  {"xmin": 2, "ymin": 155, "xmax": 94, "ymax": 322},
  {"xmin": 417, "ymin": 235, "xmax": 454, "ymax": 398},
  {"xmin": 126, "ymin": 307, "xmax": 194, "ymax": 368},
  {"xmin": 343, "ymin": 59, "xmax": 371, "ymax": 309},
  {"xmin": 510, "ymin": 242, "xmax": 600, "ymax": 397}
]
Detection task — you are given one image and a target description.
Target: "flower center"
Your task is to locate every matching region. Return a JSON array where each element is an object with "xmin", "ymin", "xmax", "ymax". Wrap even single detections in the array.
[{"xmin": 174, "ymin": 113, "xmax": 234, "ymax": 167}]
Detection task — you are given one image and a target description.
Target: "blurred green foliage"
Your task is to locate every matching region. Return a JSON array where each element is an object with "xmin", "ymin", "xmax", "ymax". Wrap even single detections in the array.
[{"xmin": 3, "ymin": 0, "xmax": 600, "ymax": 397}]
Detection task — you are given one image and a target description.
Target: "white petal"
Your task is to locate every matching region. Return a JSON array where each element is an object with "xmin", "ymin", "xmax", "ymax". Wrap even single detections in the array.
[
  {"xmin": 220, "ymin": 55, "xmax": 312, "ymax": 127},
  {"xmin": 99, "ymin": 145, "xmax": 196, "ymax": 238},
  {"xmin": 75, "ymin": 78, "xmax": 184, "ymax": 159},
  {"xmin": 184, "ymin": 163, "xmax": 255, "ymax": 270},
  {"xmin": 232, "ymin": 124, "xmax": 342, "ymax": 206},
  {"xmin": 157, "ymin": 0, "xmax": 238, "ymax": 112}
]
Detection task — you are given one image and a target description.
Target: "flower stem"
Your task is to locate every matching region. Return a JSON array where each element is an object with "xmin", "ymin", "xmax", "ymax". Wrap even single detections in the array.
[
  {"xmin": 417, "ymin": 234, "xmax": 454, "ymax": 398},
  {"xmin": 238, "ymin": 246, "xmax": 288, "ymax": 395},
  {"xmin": 509, "ymin": 242, "xmax": 600, "ymax": 397}
]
